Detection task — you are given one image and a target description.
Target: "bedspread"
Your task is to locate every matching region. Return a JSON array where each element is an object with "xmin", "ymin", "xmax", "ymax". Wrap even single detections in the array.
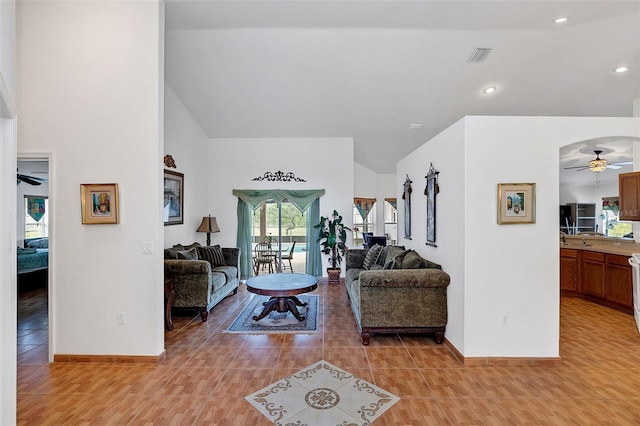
[{"xmin": 17, "ymin": 248, "xmax": 48, "ymax": 274}]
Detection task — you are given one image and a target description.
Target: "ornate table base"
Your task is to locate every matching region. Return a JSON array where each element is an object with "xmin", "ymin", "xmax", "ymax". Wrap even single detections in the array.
[{"xmin": 253, "ymin": 295, "xmax": 308, "ymax": 322}]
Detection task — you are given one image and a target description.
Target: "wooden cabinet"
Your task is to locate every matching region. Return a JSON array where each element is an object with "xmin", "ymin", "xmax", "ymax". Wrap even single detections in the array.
[
  {"xmin": 604, "ymin": 254, "xmax": 633, "ymax": 308},
  {"xmin": 582, "ymin": 251, "xmax": 605, "ymax": 297},
  {"xmin": 561, "ymin": 249, "xmax": 633, "ymax": 313},
  {"xmin": 560, "ymin": 248, "xmax": 579, "ymax": 291},
  {"xmin": 619, "ymin": 171, "xmax": 640, "ymax": 221}
]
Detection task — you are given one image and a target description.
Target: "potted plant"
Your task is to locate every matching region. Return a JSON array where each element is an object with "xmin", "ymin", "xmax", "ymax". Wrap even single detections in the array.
[{"xmin": 315, "ymin": 210, "xmax": 351, "ymax": 283}]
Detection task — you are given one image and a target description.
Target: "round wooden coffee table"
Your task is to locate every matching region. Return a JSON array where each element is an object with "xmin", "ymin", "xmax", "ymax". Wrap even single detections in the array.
[{"xmin": 246, "ymin": 273, "xmax": 318, "ymax": 322}]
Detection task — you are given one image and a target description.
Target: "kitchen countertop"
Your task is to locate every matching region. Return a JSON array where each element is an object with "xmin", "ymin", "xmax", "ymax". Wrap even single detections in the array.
[{"xmin": 560, "ymin": 236, "xmax": 640, "ymax": 256}]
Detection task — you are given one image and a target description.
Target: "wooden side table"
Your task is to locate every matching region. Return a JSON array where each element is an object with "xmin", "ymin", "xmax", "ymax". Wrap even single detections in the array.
[{"xmin": 164, "ymin": 276, "xmax": 175, "ymax": 331}]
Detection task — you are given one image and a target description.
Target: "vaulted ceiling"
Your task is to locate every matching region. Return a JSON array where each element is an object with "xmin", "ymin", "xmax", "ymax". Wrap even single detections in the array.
[{"xmin": 164, "ymin": 1, "xmax": 640, "ymax": 178}]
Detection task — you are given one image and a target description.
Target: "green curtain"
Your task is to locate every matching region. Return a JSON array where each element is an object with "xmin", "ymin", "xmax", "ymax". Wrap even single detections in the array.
[
  {"xmin": 305, "ymin": 198, "xmax": 322, "ymax": 277},
  {"xmin": 236, "ymin": 198, "xmax": 253, "ymax": 278},
  {"xmin": 232, "ymin": 189, "xmax": 325, "ymax": 213}
]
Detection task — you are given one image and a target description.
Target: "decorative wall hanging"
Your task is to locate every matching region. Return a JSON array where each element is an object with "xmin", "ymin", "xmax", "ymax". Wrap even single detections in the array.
[
  {"xmin": 354, "ymin": 197, "xmax": 376, "ymax": 221},
  {"xmin": 252, "ymin": 171, "xmax": 307, "ymax": 182},
  {"xmin": 424, "ymin": 163, "xmax": 440, "ymax": 246},
  {"xmin": 80, "ymin": 183, "xmax": 119, "ymax": 224},
  {"xmin": 164, "ymin": 154, "xmax": 176, "ymax": 168},
  {"xmin": 402, "ymin": 175, "xmax": 412, "ymax": 239},
  {"xmin": 497, "ymin": 183, "xmax": 536, "ymax": 224},
  {"xmin": 26, "ymin": 196, "xmax": 46, "ymax": 223},
  {"xmin": 164, "ymin": 170, "xmax": 184, "ymax": 226}
]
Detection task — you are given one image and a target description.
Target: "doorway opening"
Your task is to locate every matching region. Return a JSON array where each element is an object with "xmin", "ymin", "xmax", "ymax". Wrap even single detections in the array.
[
  {"xmin": 17, "ymin": 158, "xmax": 50, "ymax": 366},
  {"xmin": 252, "ymin": 199, "xmax": 307, "ymax": 274}
]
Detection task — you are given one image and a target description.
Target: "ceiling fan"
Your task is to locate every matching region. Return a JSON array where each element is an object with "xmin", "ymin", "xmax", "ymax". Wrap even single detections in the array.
[
  {"xmin": 17, "ymin": 171, "xmax": 48, "ymax": 186},
  {"xmin": 564, "ymin": 150, "xmax": 632, "ymax": 173}
]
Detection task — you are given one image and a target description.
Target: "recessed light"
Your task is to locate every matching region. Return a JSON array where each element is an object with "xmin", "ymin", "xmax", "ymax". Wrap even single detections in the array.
[
  {"xmin": 483, "ymin": 86, "xmax": 497, "ymax": 95},
  {"xmin": 554, "ymin": 17, "xmax": 568, "ymax": 24},
  {"xmin": 615, "ymin": 66, "xmax": 628, "ymax": 73}
]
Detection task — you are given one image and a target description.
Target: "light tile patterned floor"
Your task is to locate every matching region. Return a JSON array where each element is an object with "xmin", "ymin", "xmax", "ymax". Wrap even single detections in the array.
[
  {"xmin": 246, "ymin": 359, "xmax": 399, "ymax": 425},
  {"xmin": 16, "ymin": 279, "xmax": 640, "ymax": 425}
]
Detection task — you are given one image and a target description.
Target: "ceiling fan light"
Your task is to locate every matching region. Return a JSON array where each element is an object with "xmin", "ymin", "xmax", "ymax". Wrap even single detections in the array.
[{"xmin": 589, "ymin": 158, "xmax": 607, "ymax": 173}]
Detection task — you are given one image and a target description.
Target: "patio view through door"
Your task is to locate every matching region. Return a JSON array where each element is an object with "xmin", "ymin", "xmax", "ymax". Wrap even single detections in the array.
[{"xmin": 252, "ymin": 199, "xmax": 307, "ymax": 273}]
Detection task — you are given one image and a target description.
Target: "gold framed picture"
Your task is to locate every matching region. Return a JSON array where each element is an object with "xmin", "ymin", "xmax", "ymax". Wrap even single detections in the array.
[
  {"xmin": 80, "ymin": 183, "xmax": 119, "ymax": 224},
  {"xmin": 497, "ymin": 183, "xmax": 535, "ymax": 224}
]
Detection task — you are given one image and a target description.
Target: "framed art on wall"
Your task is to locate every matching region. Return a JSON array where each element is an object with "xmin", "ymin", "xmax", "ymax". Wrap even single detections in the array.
[
  {"xmin": 164, "ymin": 170, "xmax": 184, "ymax": 226},
  {"xmin": 497, "ymin": 183, "xmax": 536, "ymax": 224},
  {"xmin": 80, "ymin": 183, "xmax": 119, "ymax": 224}
]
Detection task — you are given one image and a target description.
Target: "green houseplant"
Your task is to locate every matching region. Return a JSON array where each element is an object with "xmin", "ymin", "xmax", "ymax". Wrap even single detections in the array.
[{"xmin": 315, "ymin": 210, "xmax": 351, "ymax": 282}]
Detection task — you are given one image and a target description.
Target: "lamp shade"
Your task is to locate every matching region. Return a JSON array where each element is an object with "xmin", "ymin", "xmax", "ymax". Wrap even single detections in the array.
[{"xmin": 197, "ymin": 216, "xmax": 220, "ymax": 233}]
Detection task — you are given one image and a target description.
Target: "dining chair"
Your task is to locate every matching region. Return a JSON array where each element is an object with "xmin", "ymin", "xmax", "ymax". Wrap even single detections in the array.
[
  {"xmin": 280, "ymin": 241, "xmax": 296, "ymax": 273},
  {"xmin": 253, "ymin": 242, "xmax": 275, "ymax": 275}
]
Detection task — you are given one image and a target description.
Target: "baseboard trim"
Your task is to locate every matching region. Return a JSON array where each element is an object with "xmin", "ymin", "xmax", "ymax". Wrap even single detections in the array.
[
  {"xmin": 444, "ymin": 338, "xmax": 561, "ymax": 366},
  {"xmin": 53, "ymin": 350, "xmax": 166, "ymax": 364}
]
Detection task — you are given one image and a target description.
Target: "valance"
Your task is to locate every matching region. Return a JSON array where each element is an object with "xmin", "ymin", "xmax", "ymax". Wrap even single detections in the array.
[
  {"xmin": 232, "ymin": 189, "xmax": 325, "ymax": 212},
  {"xmin": 602, "ymin": 197, "xmax": 619, "ymax": 211},
  {"xmin": 354, "ymin": 197, "xmax": 376, "ymax": 220},
  {"xmin": 384, "ymin": 197, "xmax": 397, "ymax": 210}
]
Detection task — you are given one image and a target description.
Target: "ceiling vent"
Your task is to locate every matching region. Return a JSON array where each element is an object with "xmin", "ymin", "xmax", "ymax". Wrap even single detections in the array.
[{"xmin": 467, "ymin": 48, "xmax": 492, "ymax": 63}]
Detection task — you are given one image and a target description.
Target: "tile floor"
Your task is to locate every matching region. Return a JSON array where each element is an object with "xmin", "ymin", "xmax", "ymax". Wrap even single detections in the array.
[{"xmin": 16, "ymin": 279, "xmax": 640, "ymax": 425}]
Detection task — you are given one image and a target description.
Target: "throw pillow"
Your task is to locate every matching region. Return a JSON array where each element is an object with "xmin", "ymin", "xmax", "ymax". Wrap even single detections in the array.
[
  {"xmin": 377, "ymin": 245, "xmax": 405, "ymax": 266},
  {"xmin": 197, "ymin": 245, "xmax": 225, "ymax": 267},
  {"xmin": 176, "ymin": 248, "xmax": 199, "ymax": 260},
  {"xmin": 402, "ymin": 250, "xmax": 428, "ymax": 269},
  {"xmin": 362, "ymin": 244, "xmax": 383, "ymax": 270},
  {"xmin": 164, "ymin": 247, "xmax": 180, "ymax": 259},
  {"xmin": 383, "ymin": 249, "xmax": 410, "ymax": 269},
  {"xmin": 174, "ymin": 242, "xmax": 201, "ymax": 251}
]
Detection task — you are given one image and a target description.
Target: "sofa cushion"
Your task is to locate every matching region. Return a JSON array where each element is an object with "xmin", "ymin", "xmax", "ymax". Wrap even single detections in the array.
[
  {"xmin": 362, "ymin": 244, "xmax": 383, "ymax": 270},
  {"xmin": 164, "ymin": 247, "xmax": 180, "ymax": 259},
  {"xmin": 212, "ymin": 265, "xmax": 237, "ymax": 282},
  {"xmin": 370, "ymin": 264, "xmax": 384, "ymax": 270},
  {"xmin": 210, "ymin": 271, "xmax": 227, "ymax": 293},
  {"xmin": 176, "ymin": 248, "xmax": 199, "ymax": 260},
  {"xmin": 198, "ymin": 245, "xmax": 225, "ymax": 267},
  {"xmin": 402, "ymin": 250, "xmax": 428, "ymax": 269}
]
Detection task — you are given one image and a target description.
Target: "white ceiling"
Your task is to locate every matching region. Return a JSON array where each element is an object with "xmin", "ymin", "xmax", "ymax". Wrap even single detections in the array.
[{"xmin": 164, "ymin": 1, "xmax": 640, "ymax": 176}]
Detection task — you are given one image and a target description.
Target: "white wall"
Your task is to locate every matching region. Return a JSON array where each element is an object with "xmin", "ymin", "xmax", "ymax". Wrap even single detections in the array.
[
  {"xmin": 164, "ymin": 83, "xmax": 210, "ymax": 247},
  {"xmin": 354, "ymin": 161, "xmax": 396, "ymax": 237},
  {"xmin": 209, "ymin": 137, "xmax": 354, "ymax": 272},
  {"xmin": 17, "ymin": 1, "xmax": 165, "ymax": 357},
  {"xmin": 397, "ymin": 119, "xmax": 467, "ymax": 352},
  {"xmin": 0, "ymin": 0, "xmax": 16, "ymax": 422},
  {"xmin": 398, "ymin": 116, "xmax": 640, "ymax": 358}
]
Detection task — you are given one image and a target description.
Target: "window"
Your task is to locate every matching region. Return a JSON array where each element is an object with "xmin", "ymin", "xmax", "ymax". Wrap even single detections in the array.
[
  {"xmin": 25, "ymin": 196, "xmax": 48, "ymax": 239},
  {"xmin": 353, "ymin": 205, "xmax": 375, "ymax": 246},
  {"xmin": 384, "ymin": 199, "xmax": 398, "ymax": 245}
]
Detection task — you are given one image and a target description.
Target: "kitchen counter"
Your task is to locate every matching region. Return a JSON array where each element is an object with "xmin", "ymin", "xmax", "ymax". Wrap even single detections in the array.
[{"xmin": 561, "ymin": 236, "xmax": 640, "ymax": 256}]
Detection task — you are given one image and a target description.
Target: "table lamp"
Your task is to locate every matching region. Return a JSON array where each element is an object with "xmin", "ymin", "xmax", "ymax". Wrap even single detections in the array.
[{"xmin": 197, "ymin": 215, "xmax": 220, "ymax": 246}]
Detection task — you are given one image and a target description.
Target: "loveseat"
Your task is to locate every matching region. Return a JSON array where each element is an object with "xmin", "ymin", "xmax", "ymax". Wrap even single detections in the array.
[
  {"xmin": 164, "ymin": 243, "xmax": 240, "ymax": 322},
  {"xmin": 345, "ymin": 245, "xmax": 450, "ymax": 345}
]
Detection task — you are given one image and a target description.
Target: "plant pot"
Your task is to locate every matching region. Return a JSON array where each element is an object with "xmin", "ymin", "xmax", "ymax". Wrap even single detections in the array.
[{"xmin": 327, "ymin": 268, "xmax": 341, "ymax": 284}]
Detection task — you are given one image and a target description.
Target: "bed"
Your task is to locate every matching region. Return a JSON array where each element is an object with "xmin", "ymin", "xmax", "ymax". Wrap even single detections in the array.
[{"xmin": 17, "ymin": 248, "xmax": 49, "ymax": 274}]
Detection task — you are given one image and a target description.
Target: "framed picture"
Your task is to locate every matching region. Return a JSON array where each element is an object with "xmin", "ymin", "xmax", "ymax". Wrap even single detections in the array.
[
  {"xmin": 80, "ymin": 183, "xmax": 119, "ymax": 224},
  {"xmin": 497, "ymin": 183, "xmax": 536, "ymax": 224},
  {"xmin": 164, "ymin": 170, "xmax": 184, "ymax": 226}
]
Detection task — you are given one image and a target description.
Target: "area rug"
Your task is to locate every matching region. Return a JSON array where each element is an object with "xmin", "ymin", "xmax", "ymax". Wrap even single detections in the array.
[
  {"xmin": 246, "ymin": 360, "xmax": 399, "ymax": 425},
  {"xmin": 225, "ymin": 295, "xmax": 318, "ymax": 334}
]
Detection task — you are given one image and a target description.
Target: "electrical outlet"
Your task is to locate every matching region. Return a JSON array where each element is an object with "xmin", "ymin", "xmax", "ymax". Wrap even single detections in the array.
[
  {"xmin": 118, "ymin": 312, "xmax": 125, "ymax": 324},
  {"xmin": 501, "ymin": 314, "xmax": 509, "ymax": 326}
]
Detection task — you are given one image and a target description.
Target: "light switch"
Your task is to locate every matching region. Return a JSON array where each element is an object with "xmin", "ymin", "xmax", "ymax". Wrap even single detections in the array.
[{"xmin": 141, "ymin": 241, "xmax": 154, "ymax": 254}]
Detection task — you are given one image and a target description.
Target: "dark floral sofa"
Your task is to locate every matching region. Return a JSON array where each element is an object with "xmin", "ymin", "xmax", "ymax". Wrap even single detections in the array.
[
  {"xmin": 345, "ymin": 245, "xmax": 450, "ymax": 345},
  {"xmin": 164, "ymin": 242, "xmax": 240, "ymax": 322}
]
